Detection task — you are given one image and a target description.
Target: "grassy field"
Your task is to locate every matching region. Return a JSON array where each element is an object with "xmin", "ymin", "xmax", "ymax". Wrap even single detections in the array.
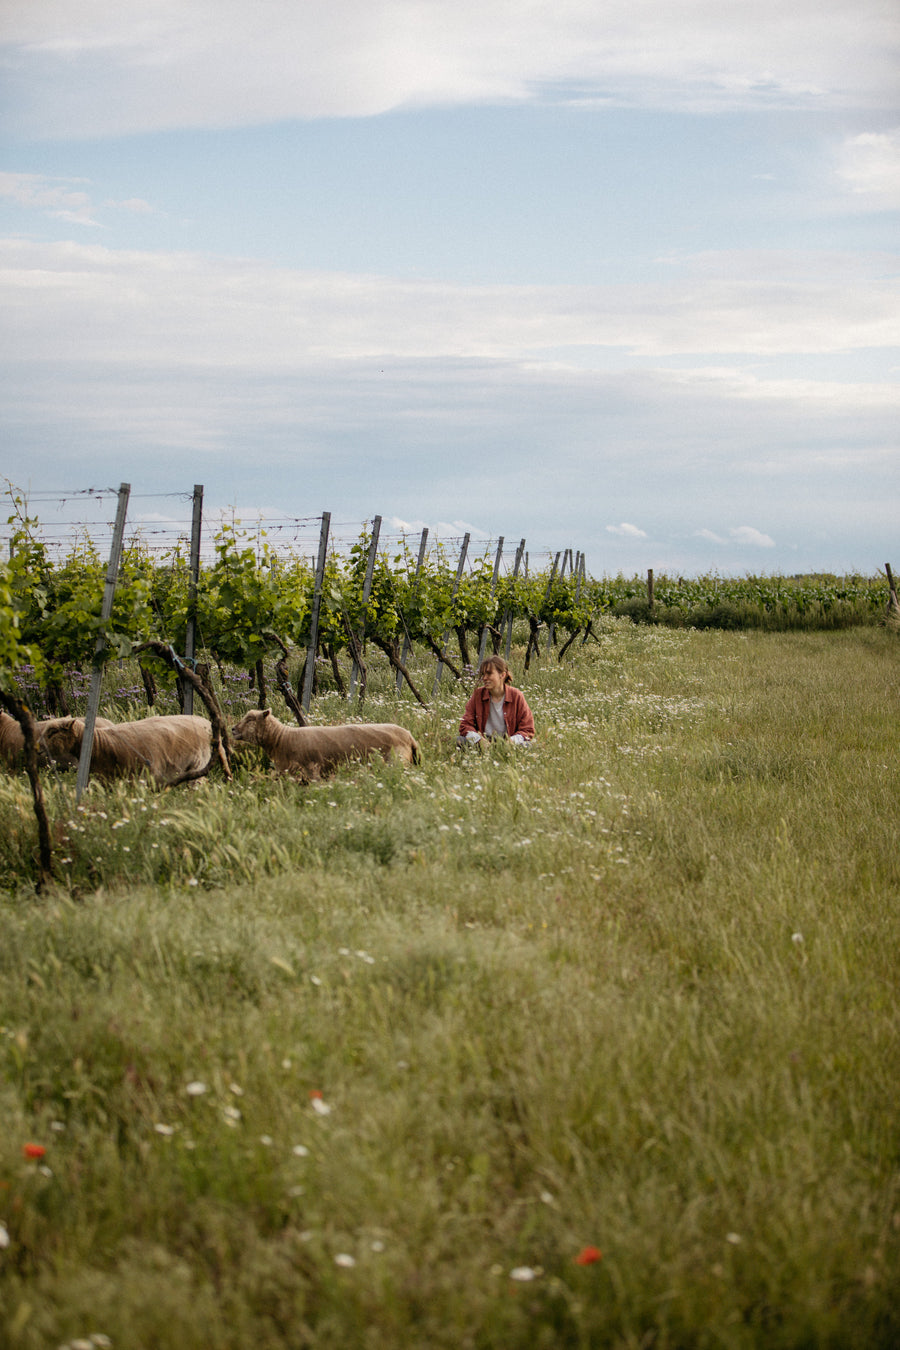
[{"xmin": 1, "ymin": 621, "xmax": 899, "ymax": 1349}]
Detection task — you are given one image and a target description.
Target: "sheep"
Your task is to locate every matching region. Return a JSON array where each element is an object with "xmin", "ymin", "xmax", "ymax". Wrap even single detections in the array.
[
  {"xmin": 40, "ymin": 714, "xmax": 213, "ymax": 786},
  {"xmin": 0, "ymin": 711, "xmax": 115, "ymax": 769},
  {"xmin": 230, "ymin": 708, "xmax": 420, "ymax": 779}
]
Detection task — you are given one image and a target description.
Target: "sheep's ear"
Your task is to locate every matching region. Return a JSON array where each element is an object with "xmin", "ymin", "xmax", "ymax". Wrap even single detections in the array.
[{"xmin": 261, "ymin": 708, "xmax": 272, "ymax": 719}]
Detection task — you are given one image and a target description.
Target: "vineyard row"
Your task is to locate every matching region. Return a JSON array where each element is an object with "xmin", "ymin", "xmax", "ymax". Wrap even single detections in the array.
[{"xmin": 2, "ymin": 484, "xmax": 893, "ymax": 725}]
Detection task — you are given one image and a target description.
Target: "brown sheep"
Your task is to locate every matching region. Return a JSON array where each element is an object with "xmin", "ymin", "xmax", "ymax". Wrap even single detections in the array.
[
  {"xmin": 0, "ymin": 711, "xmax": 115, "ymax": 769},
  {"xmin": 41, "ymin": 714, "xmax": 213, "ymax": 786},
  {"xmin": 230, "ymin": 708, "xmax": 420, "ymax": 779}
]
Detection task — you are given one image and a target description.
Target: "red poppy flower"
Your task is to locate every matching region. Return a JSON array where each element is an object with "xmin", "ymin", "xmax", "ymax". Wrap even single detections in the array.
[
  {"xmin": 574, "ymin": 1245, "xmax": 602, "ymax": 1265},
  {"xmin": 22, "ymin": 1143, "xmax": 46, "ymax": 1160},
  {"xmin": 309, "ymin": 1089, "xmax": 323, "ymax": 1099}
]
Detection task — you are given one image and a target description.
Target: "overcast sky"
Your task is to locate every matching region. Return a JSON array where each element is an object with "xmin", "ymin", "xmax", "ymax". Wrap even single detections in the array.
[{"xmin": 1, "ymin": 0, "xmax": 898, "ymax": 575}]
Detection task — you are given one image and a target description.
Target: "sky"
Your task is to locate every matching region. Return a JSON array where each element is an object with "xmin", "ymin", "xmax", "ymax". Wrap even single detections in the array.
[{"xmin": 1, "ymin": 0, "xmax": 898, "ymax": 577}]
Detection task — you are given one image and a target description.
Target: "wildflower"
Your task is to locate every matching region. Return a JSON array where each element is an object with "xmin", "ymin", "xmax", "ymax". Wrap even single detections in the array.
[
  {"xmin": 185, "ymin": 1080, "xmax": 207, "ymax": 1096},
  {"xmin": 259, "ymin": 1135, "xmax": 273, "ymax": 1147},
  {"xmin": 154, "ymin": 1124, "xmax": 175, "ymax": 1136},
  {"xmin": 22, "ymin": 1143, "xmax": 46, "ymax": 1159},
  {"xmin": 334, "ymin": 1253, "xmax": 356, "ymax": 1267},
  {"xmin": 574, "ymin": 1246, "xmax": 602, "ymax": 1265},
  {"xmin": 726, "ymin": 1232, "xmax": 742, "ymax": 1245},
  {"xmin": 229, "ymin": 1083, "xmax": 244, "ymax": 1096},
  {"xmin": 187, "ymin": 878, "xmax": 199, "ymax": 887},
  {"xmin": 292, "ymin": 1144, "xmax": 310, "ymax": 1157},
  {"xmin": 311, "ymin": 1098, "xmax": 332, "ymax": 1117},
  {"xmin": 222, "ymin": 1105, "xmax": 242, "ymax": 1123},
  {"xmin": 0, "ymin": 1222, "xmax": 9, "ymax": 1248},
  {"xmin": 510, "ymin": 1266, "xmax": 538, "ymax": 1281},
  {"xmin": 792, "ymin": 932, "xmax": 804, "ymax": 944}
]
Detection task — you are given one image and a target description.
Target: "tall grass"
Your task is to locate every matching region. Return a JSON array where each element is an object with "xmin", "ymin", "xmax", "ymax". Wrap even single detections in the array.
[{"xmin": 1, "ymin": 622, "xmax": 898, "ymax": 1348}]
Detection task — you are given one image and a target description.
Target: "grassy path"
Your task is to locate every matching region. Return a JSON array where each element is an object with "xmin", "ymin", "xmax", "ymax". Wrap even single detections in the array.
[{"xmin": 1, "ymin": 623, "xmax": 898, "ymax": 1347}]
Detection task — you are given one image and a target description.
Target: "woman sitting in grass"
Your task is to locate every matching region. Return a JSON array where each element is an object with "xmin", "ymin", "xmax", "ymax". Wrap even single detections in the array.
[{"xmin": 457, "ymin": 655, "xmax": 535, "ymax": 748}]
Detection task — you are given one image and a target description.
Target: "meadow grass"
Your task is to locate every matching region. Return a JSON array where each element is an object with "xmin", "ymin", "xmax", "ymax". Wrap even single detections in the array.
[{"xmin": 1, "ymin": 621, "xmax": 899, "ymax": 1348}]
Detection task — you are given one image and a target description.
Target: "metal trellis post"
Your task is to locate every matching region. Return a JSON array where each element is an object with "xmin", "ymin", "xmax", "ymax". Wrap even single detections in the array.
[
  {"xmin": 477, "ymin": 536, "xmax": 504, "ymax": 667},
  {"xmin": 182, "ymin": 483, "xmax": 203, "ymax": 715},
  {"xmin": 503, "ymin": 538, "xmax": 526, "ymax": 660},
  {"xmin": 76, "ymin": 482, "xmax": 131, "ymax": 801},
  {"xmin": 432, "ymin": 533, "xmax": 469, "ymax": 697},
  {"xmin": 396, "ymin": 527, "xmax": 429, "ymax": 694},
  {"xmin": 301, "ymin": 511, "xmax": 331, "ymax": 713},
  {"xmin": 349, "ymin": 515, "xmax": 381, "ymax": 703}
]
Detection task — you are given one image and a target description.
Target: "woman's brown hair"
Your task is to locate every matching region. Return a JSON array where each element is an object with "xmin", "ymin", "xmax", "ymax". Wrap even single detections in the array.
[{"xmin": 478, "ymin": 655, "xmax": 512, "ymax": 685}]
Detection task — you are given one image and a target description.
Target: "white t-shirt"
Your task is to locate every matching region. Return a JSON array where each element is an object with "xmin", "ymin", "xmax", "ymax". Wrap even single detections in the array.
[{"xmin": 485, "ymin": 697, "xmax": 507, "ymax": 738}]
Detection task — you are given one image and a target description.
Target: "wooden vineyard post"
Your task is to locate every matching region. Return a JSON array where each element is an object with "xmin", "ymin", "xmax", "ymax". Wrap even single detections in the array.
[
  {"xmin": 301, "ymin": 511, "xmax": 331, "ymax": 714},
  {"xmin": 350, "ymin": 515, "xmax": 381, "ymax": 704},
  {"xmin": 547, "ymin": 548, "xmax": 570, "ymax": 650},
  {"xmin": 503, "ymin": 538, "xmax": 526, "ymax": 660},
  {"xmin": 477, "ymin": 536, "xmax": 504, "ymax": 667},
  {"xmin": 647, "ymin": 568, "xmax": 655, "ymax": 612},
  {"xmin": 886, "ymin": 563, "xmax": 898, "ymax": 610},
  {"xmin": 432, "ymin": 533, "xmax": 469, "ymax": 697},
  {"xmin": 181, "ymin": 483, "xmax": 203, "ymax": 715},
  {"xmin": 76, "ymin": 482, "xmax": 131, "ymax": 801},
  {"xmin": 541, "ymin": 552, "xmax": 561, "ymax": 653},
  {"xmin": 396, "ymin": 527, "xmax": 429, "ymax": 694}
]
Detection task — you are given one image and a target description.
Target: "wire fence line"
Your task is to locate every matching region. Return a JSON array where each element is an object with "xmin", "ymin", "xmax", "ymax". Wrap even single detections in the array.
[{"xmin": 2, "ymin": 483, "xmax": 555, "ymax": 576}]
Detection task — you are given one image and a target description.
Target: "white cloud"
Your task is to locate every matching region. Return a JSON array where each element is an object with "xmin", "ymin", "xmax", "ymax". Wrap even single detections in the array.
[
  {"xmin": 2, "ymin": 239, "xmax": 897, "ymax": 367},
  {"xmin": 2, "ymin": 0, "xmax": 897, "ymax": 138},
  {"xmin": 835, "ymin": 129, "xmax": 900, "ymax": 209},
  {"xmin": 730, "ymin": 526, "xmax": 775, "ymax": 548},
  {"xmin": 693, "ymin": 525, "xmax": 776, "ymax": 547},
  {"xmin": 0, "ymin": 172, "xmax": 155, "ymax": 226},
  {"xmin": 607, "ymin": 523, "xmax": 648, "ymax": 538},
  {"xmin": 105, "ymin": 196, "xmax": 154, "ymax": 214},
  {"xmin": 0, "ymin": 171, "xmax": 99, "ymax": 225}
]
